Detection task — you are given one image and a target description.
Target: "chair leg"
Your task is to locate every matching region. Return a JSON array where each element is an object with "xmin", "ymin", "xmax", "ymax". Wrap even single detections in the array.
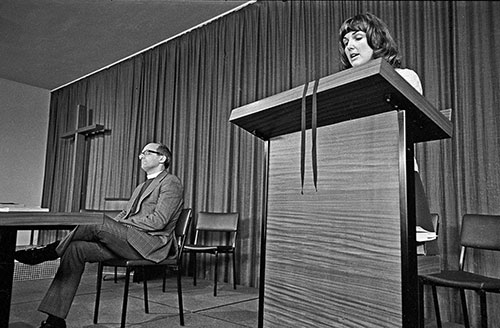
[
  {"xmin": 142, "ymin": 267, "xmax": 149, "ymax": 313},
  {"xmin": 93, "ymin": 262, "xmax": 104, "ymax": 324},
  {"xmin": 479, "ymin": 290, "xmax": 487, "ymax": 328},
  {"xmin": 121, "ymin": 268, "xmax": 132, "ymax": 328},
  {"xmin": 431, "ymin": 285, "xmax": 442, "ymax": 328},
  {"xmin": 214, "ymin": 252, "xmax": 218, "ymax": 297},
  {"xmin": 114, "ymin": 266, "xmax": 118, "ymax": 283},
  {"xmin": 459, "ymin": 289, "xmax": 470, "ymax": 328},
  {"xmin": 418, "ymin": 279, "xmax": 424, "ymax": 328},
  {"xmin": 162, "ymin": 266, "xmax": 167, "ymax": 292},
  {"xmin": 176, "ymin": 267, "xmax": 185, "ymax": 326},
  {"xmin": 193, "ymin": 253, "xmax": 197, "ymax": 286},
  {"xmin": 232, "ymin": 251, "xmax": 236, "ymax": 290}
]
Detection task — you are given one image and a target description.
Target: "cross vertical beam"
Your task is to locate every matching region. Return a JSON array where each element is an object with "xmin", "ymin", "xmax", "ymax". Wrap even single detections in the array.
[{"xmin": 61, "ymin": 104, "xmax": 105, "ymax": 212}]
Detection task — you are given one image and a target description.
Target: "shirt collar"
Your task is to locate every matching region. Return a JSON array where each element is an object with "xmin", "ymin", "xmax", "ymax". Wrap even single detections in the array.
[{"xmin": 147, "ymin": 170, "xmax": 164, "ymax": 180}]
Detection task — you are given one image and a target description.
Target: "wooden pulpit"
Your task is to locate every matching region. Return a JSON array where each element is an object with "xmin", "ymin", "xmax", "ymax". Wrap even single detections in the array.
[{"xmin": 229, "ymin": 58, "xmax": 452, "ymax": 328}]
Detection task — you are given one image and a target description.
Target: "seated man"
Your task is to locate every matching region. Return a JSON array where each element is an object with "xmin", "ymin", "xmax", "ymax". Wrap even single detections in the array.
[{"xmin": 15, "ymin": 142, "xmax": 184, "ymax": 328}]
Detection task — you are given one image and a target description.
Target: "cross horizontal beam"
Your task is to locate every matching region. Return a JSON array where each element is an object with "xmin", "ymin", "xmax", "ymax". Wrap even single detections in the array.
[{"xmin": 61, "ymin": 124, "xmax": 105, "ymax": 139}]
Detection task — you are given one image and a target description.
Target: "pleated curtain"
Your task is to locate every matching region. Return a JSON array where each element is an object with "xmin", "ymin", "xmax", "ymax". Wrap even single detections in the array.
[{"xmin": 41, "ymin": 1, "xmax": 500, "ymax": 325}]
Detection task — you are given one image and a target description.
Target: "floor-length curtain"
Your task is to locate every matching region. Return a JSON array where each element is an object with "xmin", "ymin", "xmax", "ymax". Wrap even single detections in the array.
[
  {"xmin": 41, "ymin": 2, "xmax": 500, "ymax": 325},
  {"xmin": 41, "ymin": 0, "xmax": 342, "ymax": 288},
  {"xmin": 449, "ymin": 2, "xmax": 500, "ymax": 326}
]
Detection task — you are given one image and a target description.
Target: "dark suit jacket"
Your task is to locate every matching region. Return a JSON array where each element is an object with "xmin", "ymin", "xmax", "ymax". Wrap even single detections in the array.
[{"xmin": 115, "ymin": 170, "xmax": 184, "ymax": 262}]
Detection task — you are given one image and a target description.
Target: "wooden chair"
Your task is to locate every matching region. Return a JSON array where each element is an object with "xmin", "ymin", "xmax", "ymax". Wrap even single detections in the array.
[
  {"xmin": 417, "ymin": 213, "xmax": 441, "ymax": 326},
  {"xmin": 93, "ymin": 208, "xmax": 192, "ymax": 327},
  {"xmin": 419, "ymin": 214, "xmax": 500, "ymax": 328},
  {"xmin": 184, "ymin": 211, "xmax": 239, "ymax": 296}
]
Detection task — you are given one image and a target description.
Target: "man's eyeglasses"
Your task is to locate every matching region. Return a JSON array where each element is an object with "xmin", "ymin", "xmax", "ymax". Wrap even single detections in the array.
[{"xmin": 139, "ymin": 150, "xmax": 163, "ymax": 158}]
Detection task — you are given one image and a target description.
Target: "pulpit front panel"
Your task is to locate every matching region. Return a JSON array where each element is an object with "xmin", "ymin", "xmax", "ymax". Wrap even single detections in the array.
[{"xmin": 264, "ymin": 111, "xmax": 403, "ymax": 327}]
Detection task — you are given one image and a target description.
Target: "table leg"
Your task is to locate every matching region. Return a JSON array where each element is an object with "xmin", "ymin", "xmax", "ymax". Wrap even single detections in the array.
[{"xmin": 0, "ymin": 228, "xmax": 17, "ymax": 327}]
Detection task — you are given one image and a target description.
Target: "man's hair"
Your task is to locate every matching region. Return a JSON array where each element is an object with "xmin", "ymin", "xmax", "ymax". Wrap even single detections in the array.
[
  {"xmin": 338, "ymin": 12, "xmax": 401, "ymax": 70},
  {"xmin": 156, "ymin": 143, "xmax": 172, "ymax": 169}
]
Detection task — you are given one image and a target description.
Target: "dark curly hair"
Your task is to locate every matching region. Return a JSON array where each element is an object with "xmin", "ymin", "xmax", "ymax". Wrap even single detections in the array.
[{"xmin": 338, "ymin": 12, "xmax": 401, "ymax": 70}]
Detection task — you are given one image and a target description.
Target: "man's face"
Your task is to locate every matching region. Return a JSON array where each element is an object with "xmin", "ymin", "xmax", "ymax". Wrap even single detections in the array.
[{"xmin": 139, "ymin": 143, "xmax": 165, "ymax": 173}]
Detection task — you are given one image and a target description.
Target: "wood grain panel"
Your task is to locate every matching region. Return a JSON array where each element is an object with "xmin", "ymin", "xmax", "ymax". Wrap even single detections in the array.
[
  {"xmin": 263, "ymin": 111, "xmax": 403, "ymax": 327},
  {"xmin": 0, "ymin": 212, "xmax": 105, "ymax": 227}
]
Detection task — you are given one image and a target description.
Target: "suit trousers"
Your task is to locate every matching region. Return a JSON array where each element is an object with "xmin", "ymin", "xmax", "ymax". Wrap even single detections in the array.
[{"xmin": 38, "ymin": 216, "xmax": 144, "ymax": 319}]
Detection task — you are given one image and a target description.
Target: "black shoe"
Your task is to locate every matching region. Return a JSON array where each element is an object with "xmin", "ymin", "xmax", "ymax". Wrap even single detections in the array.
[
  {"xmin": 39, "ymin": 315, "xmax": 66, "ymax": 328},
  {"xmin": 39, "ymin": 320, "xmax": 66, "ymax": 328},
  {"xmin": 15, "ymin": 240, "xmax": 60, "ymax": 265}
]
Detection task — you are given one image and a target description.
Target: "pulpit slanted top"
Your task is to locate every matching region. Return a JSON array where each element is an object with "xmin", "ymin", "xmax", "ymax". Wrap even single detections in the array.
[{"xmin": 229, "ymin": 58, "xmax": 452, "ymax": 143}]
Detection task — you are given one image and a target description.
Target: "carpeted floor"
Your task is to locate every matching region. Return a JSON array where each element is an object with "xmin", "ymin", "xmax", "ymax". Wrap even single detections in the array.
[{"xmin": 10, "ymin": 262, "xmax": 258, "ymax": 328}]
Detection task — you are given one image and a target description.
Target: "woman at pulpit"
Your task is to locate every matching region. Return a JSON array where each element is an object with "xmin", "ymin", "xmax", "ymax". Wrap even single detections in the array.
[
  {"xmin": 338, "ymin": 12, "xmax": 435, "ymax": 233},
  {"xmin": 338, "ymin": 12, "xmax": 423, "ymax": 93}
]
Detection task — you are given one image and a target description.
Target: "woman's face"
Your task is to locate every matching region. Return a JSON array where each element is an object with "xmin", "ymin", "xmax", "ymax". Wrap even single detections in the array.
[{"xmin": 342, "ymin": 31, "xmax": 374, "ymax": 67}]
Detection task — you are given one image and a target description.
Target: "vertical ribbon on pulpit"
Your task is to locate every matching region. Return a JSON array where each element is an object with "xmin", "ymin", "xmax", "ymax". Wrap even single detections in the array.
[
  {"xmin": 300, "ymin": 81, "xmax": 320, "ymax": 194},
  {"xmin": 300, "ymin": 81, "xmax": 309, "ymax": 194},
  {"xmin": 311, "ymin": 78, "xmax": 319, "ymax": 192},
  {"xmin": 300, "ymin": 7, "xmax": 320, "ymax": 194}
]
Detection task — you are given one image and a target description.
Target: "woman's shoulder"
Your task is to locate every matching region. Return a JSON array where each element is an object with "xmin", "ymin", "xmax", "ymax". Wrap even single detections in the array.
[
  {"xmin": 395, "ymin": 68, "xmax": 419, "ymax": 79},
  {"xmin": 395, "ymin": 68, "xmax": 423, "ymax": 94}
]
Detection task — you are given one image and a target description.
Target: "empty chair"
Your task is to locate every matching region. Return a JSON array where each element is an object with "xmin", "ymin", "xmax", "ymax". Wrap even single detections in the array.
[
  {"xmin": 417, "ymin": 213, "xmax": 441, "ymax": 325},
  {"xmin": 93, "ymin": 208, "xmax": 192, "ymax": 327},
  {"xmin": 184, "ymin": 211, "xmax": 239, "ymax": 296},
  {"xmin": 419, "ymin": 214, "xmax": 500, "ymax": 328}
]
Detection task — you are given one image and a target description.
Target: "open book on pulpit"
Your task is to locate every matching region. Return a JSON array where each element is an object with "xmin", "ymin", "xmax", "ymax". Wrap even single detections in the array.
[
  {"xmin": 416, "ymin": 226, "xmax": 437, "ymax": 242},
  {"xmin": 417, "ymin": 226, "xmax": 438, "ymax": 255}
]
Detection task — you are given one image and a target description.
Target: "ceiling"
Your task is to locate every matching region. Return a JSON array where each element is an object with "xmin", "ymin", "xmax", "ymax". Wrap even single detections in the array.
[{"xmin": 0, "ymin": 0, "xmax": 253, "ymax": 91}]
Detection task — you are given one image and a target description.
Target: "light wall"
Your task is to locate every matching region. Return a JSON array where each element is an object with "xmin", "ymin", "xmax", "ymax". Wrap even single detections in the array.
[{"xmin": 0, "ymin": 78, "xmax": 50, "ymax": 207}]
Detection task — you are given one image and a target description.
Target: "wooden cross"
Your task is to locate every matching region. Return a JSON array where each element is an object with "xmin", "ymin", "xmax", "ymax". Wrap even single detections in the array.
[{"xmin": 61, "ymin": 104, "xmax": 106, "ymax": 212}]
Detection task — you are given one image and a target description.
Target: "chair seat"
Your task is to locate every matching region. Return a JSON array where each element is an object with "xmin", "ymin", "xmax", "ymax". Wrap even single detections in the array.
[
  {"xmin": 103, "ymin": 257, "xmax": 177, "ymax": 267},
  {"xmin": 421, "ymin": 270, "xmax": 500, "ymax": 291}
]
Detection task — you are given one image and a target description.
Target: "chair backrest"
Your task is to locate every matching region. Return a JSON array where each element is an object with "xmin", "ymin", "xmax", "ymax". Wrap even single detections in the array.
[
  {"xmin": 175, "ymin": 208, "xmax": 193, "ymax": 254},
  {"xmin": 459, "ymin": 214, "xmax": 500, "ymax": 270},
  {"xmin": 194, "ymin": 212, "xmax": 239, "ymax": 246},
  {"xmin": 460, "ymin": 214, "xmax": 500, "ymax": 250}
]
